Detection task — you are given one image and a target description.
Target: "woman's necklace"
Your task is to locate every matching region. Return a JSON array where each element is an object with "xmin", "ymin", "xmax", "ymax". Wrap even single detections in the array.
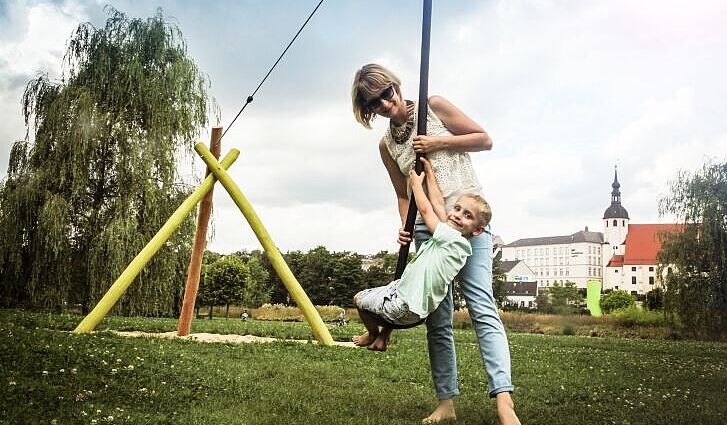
[{"xmin": 390, "ymin": 101, "xmax": 415, "ymax": 144}]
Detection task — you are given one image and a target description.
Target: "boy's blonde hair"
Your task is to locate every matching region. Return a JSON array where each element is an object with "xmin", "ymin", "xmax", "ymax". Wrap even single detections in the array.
[
  {"xmin": 459, "ymin": 193, "xmax": 492, "ymax": 228},
  {"xmin": 351, "ymin": 63, "xmax": 402, "ymax": 128}
]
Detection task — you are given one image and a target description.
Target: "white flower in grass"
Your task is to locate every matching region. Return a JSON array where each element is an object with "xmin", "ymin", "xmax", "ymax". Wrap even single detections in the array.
[
  {"xmin": 8, "ymin": 381, "xmax": 16, "ymax": 386},
  {"xmin": 71, "ymin": 368, "xmax": 78, "ymax": 374},
  {"xmin": 42, "ymin": 371, "xmax": 49, "ymax": 376},
  {"xmin": 91, "ymin": 420, "xmax": 98, "ymax": 425},
  {"xmin": 81, "ymin": 411, "xmax": 88, "ymax": 416},
  {"xmin": 105, "ymin": 415, "xmax": 114, "ymax": 422},
  {"xmin": 110, "ymin": 368, "xmax": 118, "ymax": 375},
  {"xmin": 59, "ymin": 369, "xmax": 65, "ymax": 373}
]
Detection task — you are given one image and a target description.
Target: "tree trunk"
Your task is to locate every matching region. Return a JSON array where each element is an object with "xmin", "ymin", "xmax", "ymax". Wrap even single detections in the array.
[{"xmin": 225, "ymin": 304, "xmax": 229, "ymax": 319}]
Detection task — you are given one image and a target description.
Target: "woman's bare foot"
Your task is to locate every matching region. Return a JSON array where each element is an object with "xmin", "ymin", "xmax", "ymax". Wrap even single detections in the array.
[
  {"xmin": 352, "ymin": 332, "xmax": 377, "ymax": 347},
  {"xmin": 422, "ymin": 398, "xmax": 456, "ymax": 424},
  {"xmin": 496, "ymin": 392, "xmax": 521, "ymax": 425}
]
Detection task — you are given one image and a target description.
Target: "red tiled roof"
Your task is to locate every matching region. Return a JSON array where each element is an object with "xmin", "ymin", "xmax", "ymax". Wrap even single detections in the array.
[
  {"xmin": 623, "ymin": 224, "xmax": 682, "ymax": 265},
  {"xmin": 607, "ymin": 255, "xmax": 624, "ymax": 267}
]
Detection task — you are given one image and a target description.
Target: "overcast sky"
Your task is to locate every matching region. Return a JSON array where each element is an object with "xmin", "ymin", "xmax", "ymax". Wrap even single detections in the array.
[{"xmin": 1, "ymin": 0, "xmax": 726, "ymax": 255}]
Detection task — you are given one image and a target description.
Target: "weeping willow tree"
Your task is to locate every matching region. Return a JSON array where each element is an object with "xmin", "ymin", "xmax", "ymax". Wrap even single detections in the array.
[
  {"xmin": 658, "ymin": 161, "xmax": 727, "ymax": 337},
  {"xmin": 0, "ymin": 7, "xmax": 214, "ymax": 315}
]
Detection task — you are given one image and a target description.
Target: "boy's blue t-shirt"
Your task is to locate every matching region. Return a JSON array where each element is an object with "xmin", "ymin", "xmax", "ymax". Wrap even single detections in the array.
[{"xmin": 395, "ymin": 222, "xmax": 472, "ymax": 317}]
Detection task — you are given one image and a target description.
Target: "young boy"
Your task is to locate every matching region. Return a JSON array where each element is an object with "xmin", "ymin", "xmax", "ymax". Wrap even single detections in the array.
[{"xmin": 353, "ymin": 157, "xmax": 492, "ymax": 351}]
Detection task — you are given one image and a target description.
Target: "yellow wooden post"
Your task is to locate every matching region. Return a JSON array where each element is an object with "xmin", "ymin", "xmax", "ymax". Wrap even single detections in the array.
[
  {"xmin": 74, "ymin": 150, "xmax": 240, "ymax": 333},
  {"xmin": 195, "ymin": 142, "xmax": 334, "ymax": 346}
]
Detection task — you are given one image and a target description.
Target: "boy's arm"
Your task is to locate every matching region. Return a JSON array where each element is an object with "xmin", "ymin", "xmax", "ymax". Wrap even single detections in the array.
[
  {"xmin": 420, "ymin": 157, "xmax": 447, "ymax": 222},
  {"xmin": 409, "ymin": 168, "xmax": 441, "ymax": 234}
]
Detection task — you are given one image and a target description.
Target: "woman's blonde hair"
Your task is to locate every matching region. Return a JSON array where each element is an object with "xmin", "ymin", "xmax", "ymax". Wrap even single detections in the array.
[{"xmin": 351, "ymin": 63, "xmax": 402, "ymax": 129}]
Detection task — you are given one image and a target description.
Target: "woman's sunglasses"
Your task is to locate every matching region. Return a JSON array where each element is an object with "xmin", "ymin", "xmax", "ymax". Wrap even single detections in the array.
[{"xmin": 364, "ymin": 85, "xmax": 395, "ymax": 110}]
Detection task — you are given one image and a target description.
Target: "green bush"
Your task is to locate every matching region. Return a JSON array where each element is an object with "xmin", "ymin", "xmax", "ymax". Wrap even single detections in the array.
[
  {"xmin": 601, "ymin": 290, "xmax": 635, "ymax": 314},
  {"xmin": 612, "ymin": 306, "xmax": 667, "ymax": 328}
]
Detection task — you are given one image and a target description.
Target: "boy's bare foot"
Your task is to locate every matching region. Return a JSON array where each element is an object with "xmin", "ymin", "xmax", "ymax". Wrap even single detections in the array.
[
  {"xmin": 422, "ymin": 398, "xmax": 456, "ymax": 424},
  {"xmin": 496, "ymin": 392, "xmax": 521, "ymax": 425},
  {"xmin": 352, "ymin": 332, "xmax": 376, "ymax": 347},
  {"xmin": 366, "ymin": 334, "xmax": 388, "ymax": 351}
]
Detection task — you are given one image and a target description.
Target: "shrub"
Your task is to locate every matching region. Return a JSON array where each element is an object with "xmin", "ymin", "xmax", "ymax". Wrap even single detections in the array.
[
  {"xmin": 612, "ymin": 306, "xmax": 667, "ymax": 328},
  {"xmin": 601, "ymin": 290, "xmax": 635, "ymax": 314}
]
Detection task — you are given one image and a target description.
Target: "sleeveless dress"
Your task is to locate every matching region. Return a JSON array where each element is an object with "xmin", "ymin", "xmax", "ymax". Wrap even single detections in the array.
[{"xmin": 382, "ymin": 103, "xmax": 483, "ymax": 221}]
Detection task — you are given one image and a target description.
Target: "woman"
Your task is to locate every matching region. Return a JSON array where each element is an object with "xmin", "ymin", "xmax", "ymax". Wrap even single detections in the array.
[{"xmin": 351, "ymin": 64, "xmax": 521, "ymax": 425}]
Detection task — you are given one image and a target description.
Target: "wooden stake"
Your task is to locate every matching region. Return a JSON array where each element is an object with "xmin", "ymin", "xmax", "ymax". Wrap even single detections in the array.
[{"xmin": 177, "ymin": 127, "xmax": 222, "ymax": 336}]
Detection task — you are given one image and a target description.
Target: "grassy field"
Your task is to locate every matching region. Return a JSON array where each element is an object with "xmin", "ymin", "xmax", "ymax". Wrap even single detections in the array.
[{"xmin": 1, "ymin": 309, "xmax": 726, "ymax": 425}]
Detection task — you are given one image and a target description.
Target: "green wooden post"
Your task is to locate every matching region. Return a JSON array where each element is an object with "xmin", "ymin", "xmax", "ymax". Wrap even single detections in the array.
[{"xmin": 195, "ymin": 142, "xmax": 334, "ymax": 346}]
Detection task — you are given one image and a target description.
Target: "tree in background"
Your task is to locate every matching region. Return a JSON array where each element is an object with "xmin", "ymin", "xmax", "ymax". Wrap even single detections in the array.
[
  {"xmin": 243, "ymin": 256, "xmax": 271, "ymax": 308},
  {"xmin": 535, "ymin": 281, "xmax": 583, "ymax": 314},
  {"xmin": 329, "ymin": 252, "xmax": 364, "ymax": 307},
  {"xmin": 658, "ymin": 161, "xmax": 727, "ymax": 336},
  {"xmin": 644, "ymin": 288, "xmax": 664, "ymax": 311},
  {"xmin": 601, "ymin": 290, "xmax": 635, "ymax": 314},
  {"xmin": 204, "ymin": 255, "xmax": 249, "ymax": 319},
  {"xmin": 196, "ymin": 251, "xmax": 222, "ymax": 318},
  {"xmin": 0, "ymin": 7, "xmax": 212, "ymax": 315}
]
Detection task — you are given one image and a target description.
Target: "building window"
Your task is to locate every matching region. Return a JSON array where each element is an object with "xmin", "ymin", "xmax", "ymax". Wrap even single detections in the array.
[
  {"xmin": 631, "ymin": 290, "xmax": 637, "ymax": 295},
  {"xmin": 622, "ymin": 220, "xmax": 626, "ymax": 226},
  {"xmin": 649, "ymin": 266, "xmax": 654, "ymax": 272},
  {"xmin": 614, "ymin": 269, "xmax": 618, "ymax": 273},
  {"xmin": 631, "ymin": 267, "xmax": 637, "ymax": 272},
  {"xmin": 613, "ymin": 219, "xmax": 617, "ymax": 227},
  {"xmin": 606, "ymin": 221, "xmax": 608, "ymax": 227},
  {"xmin": 649, "ymin": 276, "xmax": 655, "ymax": 285},
  {"xmin": 631, "ymin": 276, "xmax": 637, "ymax": 285}
]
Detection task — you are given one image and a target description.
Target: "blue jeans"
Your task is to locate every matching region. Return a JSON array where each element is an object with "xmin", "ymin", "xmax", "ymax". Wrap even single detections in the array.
[{"xmin": 415, "ymin": 223, "xmax": 514, "ymax": 399}]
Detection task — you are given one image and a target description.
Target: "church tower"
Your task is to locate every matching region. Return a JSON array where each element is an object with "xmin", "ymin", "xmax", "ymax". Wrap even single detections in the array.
[{"xmin": 603, "ymin": 166, "xmax": 629, "ymax": 262}]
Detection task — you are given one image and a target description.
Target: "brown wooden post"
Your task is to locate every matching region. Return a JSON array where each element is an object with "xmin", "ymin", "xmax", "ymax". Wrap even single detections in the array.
[{"xmin": 177, "ymin": 126, "xmax": 222, "ymax": 336}]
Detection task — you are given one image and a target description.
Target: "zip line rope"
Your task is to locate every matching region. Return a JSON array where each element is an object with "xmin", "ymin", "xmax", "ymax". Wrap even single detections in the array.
[{"xmin": 219, "ymin": 0, "xmax": 325, "ymax": 141}]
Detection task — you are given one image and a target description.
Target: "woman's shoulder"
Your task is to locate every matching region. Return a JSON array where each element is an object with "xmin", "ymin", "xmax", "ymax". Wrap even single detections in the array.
[{"xmin": 427, "ymin": 95, "xmax": 453, "ymax": 114}]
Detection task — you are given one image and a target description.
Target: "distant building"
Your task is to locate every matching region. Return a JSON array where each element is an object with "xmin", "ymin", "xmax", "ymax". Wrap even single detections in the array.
[
  {"xmin": 600, "ymin": 168, "xmax": 681, "ymax": 295},
  {"xmin": 500, "ymin": 260, "xmax": 537, "ymax": 308},
  {"xmin": 501, "ymin": 167, "xmax": 680, "ymax": 295},
  {"xmin": 500, "ymin": 230, "xmax": 604, "ymax": 290}
]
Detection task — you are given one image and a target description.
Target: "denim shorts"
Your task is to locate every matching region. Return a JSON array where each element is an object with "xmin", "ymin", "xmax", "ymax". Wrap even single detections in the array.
[{"xmin": 355, "ymin": 281, "xmax": 423, "ymax": 326}]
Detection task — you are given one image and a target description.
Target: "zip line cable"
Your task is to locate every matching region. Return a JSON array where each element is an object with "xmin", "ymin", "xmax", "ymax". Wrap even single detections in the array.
[{"xmin": 220, "ymin": 0, "xmax": 325, "ymax": 141}]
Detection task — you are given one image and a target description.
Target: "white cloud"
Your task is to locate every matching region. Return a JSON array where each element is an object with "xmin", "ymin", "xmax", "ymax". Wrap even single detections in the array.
[{"xmin": 1, "ymin": 0, "xmax": 726, "ymax": 254}]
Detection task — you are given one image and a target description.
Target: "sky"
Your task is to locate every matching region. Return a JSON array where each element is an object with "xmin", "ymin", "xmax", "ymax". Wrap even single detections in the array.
[{"xmin": 1, "ymin": 0, "xmax": 726, "ymax": 255}]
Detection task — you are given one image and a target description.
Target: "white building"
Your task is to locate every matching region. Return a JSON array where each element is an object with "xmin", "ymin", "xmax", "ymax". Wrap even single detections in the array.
[
  {"xmin": 600, "ymin": 169, "xmax": 681, "ymax": 295},
  {"xmin": 500, "ymin": 230, "xmax": 604, "ymax": 290},
  {"xmin": 501, "ymin": 167, "xmax": 680, "ymax": 296},
  {"xmin": 500, "ymin": 260, "xmax": 537, "ymax": 308}
]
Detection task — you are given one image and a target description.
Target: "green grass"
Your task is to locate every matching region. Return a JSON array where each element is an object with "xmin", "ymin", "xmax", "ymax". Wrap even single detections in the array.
[{"xmin": 1, "ymin": 309, "xmax": 726, "ymax": 424}]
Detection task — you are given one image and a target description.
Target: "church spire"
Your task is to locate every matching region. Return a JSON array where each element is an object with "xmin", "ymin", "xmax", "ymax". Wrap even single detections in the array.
[
  {"xmin": 611, "ymin": 165, "xmax": 621, "ymax": 204},
  {"xmin": 603, "ymin": 165, "xmax": 629, "ymax": 219}
]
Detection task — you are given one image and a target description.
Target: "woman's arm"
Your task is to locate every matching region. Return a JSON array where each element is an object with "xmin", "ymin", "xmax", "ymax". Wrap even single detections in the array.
[
  {"xmin": 411, "ymin": 95, "xmax": 492, "ymax": 154},
  {"xmin": 379, "ymin": 138, "xmax": 409, "ymax": 225}
]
